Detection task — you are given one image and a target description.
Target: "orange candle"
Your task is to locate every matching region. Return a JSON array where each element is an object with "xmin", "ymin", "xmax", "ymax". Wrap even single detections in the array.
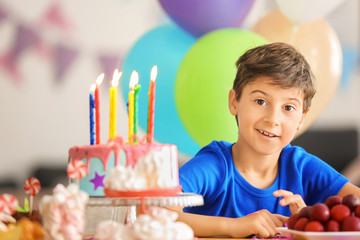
[
  {"xmin": 147, "ymin": 65, "xmax": 157, "ymax": 143},
  {"xmin": 95, "ymin": 73, "xmax": 104, "ymax": 144}
]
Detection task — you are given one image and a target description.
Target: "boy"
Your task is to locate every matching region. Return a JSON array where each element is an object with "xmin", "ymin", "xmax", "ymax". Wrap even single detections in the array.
[{"xmin": 177, "ymin": 42, "xmax": 360, "ymax": 238}]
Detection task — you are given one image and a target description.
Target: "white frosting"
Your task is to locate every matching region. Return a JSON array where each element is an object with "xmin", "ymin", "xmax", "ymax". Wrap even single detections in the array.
[
  {"xmin": 104, "ymin": 166, "xmax": 147, "ymax": 190},
  {"xmin": 0, "ymin": 213, "xmax": 16, "ymax": 232},
  {"xmin": 136, "ymin": 151, "xmax": 174, "ymax": 189},
  {"xmin": 95, "ymin": 207, "xmax": 194, "ymax": 240},
  {"xmin": 94, "ymin": 220, "xmax": 136, "ymax": 240},
  {"xmin": 104, "ymin": 150, "xmax": 177, "ymax": 191},
  {"xmin": 39, "ymin": 183, "xmax": 89, "ymax": 240}
]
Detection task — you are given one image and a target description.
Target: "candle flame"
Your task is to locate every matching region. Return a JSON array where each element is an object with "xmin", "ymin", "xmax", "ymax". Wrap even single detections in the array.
[
  {"xmin": 90, "ymin": 84, "xmax": 96, "ymax": 93},
  {"xmin": 129, "ymin": 71, "xmax": 139, "ymax": 89},
  {"xmin": 112, "ymin": 69, "xmax": 122, "ymax": 87},
  {"xmin": 150, "ymin": 65, "xmax": 158, "ymax": 82},
  {"xmin": 96, "ymin": 73, "xmax": 105, "ymax": 86}
]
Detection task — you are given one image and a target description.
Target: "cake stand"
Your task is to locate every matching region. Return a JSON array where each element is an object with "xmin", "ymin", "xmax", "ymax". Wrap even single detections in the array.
[{"xmin": 87, "ymin": 192, "xmax": 204, "ymax": 223}]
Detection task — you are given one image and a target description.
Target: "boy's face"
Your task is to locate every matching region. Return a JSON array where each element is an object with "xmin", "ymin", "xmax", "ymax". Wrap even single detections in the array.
[{"xmin": 229, "ymin": 76, "xmax": 309, "ymax": 156}]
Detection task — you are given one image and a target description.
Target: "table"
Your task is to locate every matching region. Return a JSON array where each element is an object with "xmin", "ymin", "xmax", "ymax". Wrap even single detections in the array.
[{"xmin": 84, "ymin": 237, "xmax": 278, "ymax": 240}]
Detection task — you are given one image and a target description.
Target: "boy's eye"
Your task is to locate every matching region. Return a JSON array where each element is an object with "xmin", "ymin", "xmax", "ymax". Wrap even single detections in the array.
[
  {"xmin": 255, "ymin": 99, "xmax": 266, "ymax": 106},
  {"xmin": 284, "ymin": 105, "xmax": 296, "ymax": 111}
]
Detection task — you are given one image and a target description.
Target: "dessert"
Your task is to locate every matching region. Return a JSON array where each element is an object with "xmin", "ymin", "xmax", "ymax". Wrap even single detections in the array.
[
  {"xmin": 0, "ymin": 213, "xmax": 16, "ymax": 232},
  {"xmin": 68, "ymin": 139, "xmax": 180, "ymax": 197},
  {"xmin": 39, "ymin": 183, "xmax": 89, "ymax": 240},
  {"xmin": 0, "ymin": 194, "xmax": 19, "ymax": 215},
  {"xmin": 0, "ymin": 182, "xmax": 44, "ymax": 240},
  {"xmin": 68, "ymin": 67, "xmax": 181, "ymax": 197},
  {"xmin": 94, "ymin": 207, "xmax": 194, "ymax": 240},
  {"xmin": 0, "ymin": 217, "xmax": 44, "ymax": 240}
]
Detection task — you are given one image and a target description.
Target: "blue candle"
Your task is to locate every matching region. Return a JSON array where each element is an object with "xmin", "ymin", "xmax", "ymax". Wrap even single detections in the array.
[{"xmin": 89, "ymin": 84, "xmax": 96, "ymax": 145}]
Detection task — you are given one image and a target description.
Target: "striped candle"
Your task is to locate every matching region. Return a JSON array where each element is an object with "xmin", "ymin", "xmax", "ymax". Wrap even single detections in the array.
[
  {"xmin": 89, "ymin": 84, "xmax": 96, "ymax": 145},
  {"xmin": 147, "ymin": 65, "xmax": 157, "ymax": 143}
]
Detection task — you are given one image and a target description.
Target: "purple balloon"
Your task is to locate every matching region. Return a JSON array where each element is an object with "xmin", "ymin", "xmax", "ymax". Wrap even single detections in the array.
[{"xmin": 159, "ymin": 0, "xmax": 255, "ymax": 37}]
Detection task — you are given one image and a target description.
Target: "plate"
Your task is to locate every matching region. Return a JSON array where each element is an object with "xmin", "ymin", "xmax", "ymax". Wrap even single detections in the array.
[{"xmin": 277, "ymin": 227, "xmax": 360, "ymax": 240}]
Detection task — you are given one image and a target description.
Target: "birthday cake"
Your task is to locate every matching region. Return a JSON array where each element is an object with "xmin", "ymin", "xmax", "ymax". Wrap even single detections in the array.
[
  {"xmin": 68, "ymin": 138, "xmax": 180, "ymax": 196},
  {"xmin": 68, "ymin": 67, "xmax": 182, "ymax": 197}
]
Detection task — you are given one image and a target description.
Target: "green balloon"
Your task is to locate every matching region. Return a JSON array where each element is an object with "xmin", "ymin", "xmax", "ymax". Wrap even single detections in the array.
[{"xmin": 175, "ymin": 29, "xmax": 268, "ymax": 147}]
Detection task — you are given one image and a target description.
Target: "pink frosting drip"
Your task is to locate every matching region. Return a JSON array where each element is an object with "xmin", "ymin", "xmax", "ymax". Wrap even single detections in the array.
[{"xmin": 68, "ymin": 136, "xmax": 176, "ymax": 175}]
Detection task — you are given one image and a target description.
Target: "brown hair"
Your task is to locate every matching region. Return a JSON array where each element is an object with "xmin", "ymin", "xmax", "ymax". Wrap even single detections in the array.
[{"xmin": 233, "ymin": 42, "xmax": 316, "ymax": 112}]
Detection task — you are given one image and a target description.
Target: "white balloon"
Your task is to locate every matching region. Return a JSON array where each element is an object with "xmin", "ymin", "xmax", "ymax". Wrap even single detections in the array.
[{"xmin": 275, "ymin": 0, "xmax": 346, "ymax": 23}]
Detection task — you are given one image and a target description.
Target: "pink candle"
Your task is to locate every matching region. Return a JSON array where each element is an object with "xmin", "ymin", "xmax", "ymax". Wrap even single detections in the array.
[
  {"xmin": 147, "ymin": 65, "xmax": 157, "ymax": 143},
  {"xmin": 95, "ymin": 73, "xmax": 104, "ymax": 144}
]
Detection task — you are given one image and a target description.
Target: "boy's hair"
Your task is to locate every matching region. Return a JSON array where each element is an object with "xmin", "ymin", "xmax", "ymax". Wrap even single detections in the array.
[{"xmin": 233, "ymin": 42, "xmax": 316, "ymax": 112}]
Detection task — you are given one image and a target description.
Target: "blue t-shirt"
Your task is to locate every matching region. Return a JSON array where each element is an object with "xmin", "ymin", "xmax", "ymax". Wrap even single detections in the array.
[{"xmin": 179, "ymin": 140, "xmax": 349, "ymax": 217}]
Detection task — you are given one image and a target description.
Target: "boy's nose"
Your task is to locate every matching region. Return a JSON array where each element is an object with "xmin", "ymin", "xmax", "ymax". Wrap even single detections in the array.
[{"xmin": 264, "ymin": 108, "xmax": 280, "ymax": 126}]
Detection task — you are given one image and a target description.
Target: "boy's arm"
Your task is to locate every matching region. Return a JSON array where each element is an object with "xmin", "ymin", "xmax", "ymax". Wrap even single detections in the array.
[
  {"xmin": 338, "ymin": 182, "xmax": 360, "ymax": 198},
  {"xmin": 169, "ymin": 206, "xmax": 287, "ymax": 238}
]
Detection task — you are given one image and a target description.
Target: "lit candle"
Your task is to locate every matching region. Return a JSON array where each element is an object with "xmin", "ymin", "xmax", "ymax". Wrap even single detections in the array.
[
  {"xmin": 89, "ymin": 84, "xmax": 96, "ymax": 145},
  {"xmin": 128, "ymin": 71, "xmax": 138, "ymax": 143},
  {"xmin": 109, "ymin": 69, "xmax": 122, "ymax": 140},
  {"xmin": 134, "ymin": 74, "xmax": 141, "ymax": 143},
  {"xmin": 147, "ymin": 65, "xmax": 157, "ymax": 143},
  {"xmin": 95, "ymin": 73, "xmax": 104, "ymax": 144}
]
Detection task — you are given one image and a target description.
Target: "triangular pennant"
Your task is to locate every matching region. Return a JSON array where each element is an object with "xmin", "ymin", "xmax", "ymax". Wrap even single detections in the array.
[
  {"xmin": 40, "ymin": 2, "xmax": 74, "ymax": 32},
  {"xmin": 0, "ymin": 5, "xmax": 8, "ymax": 23},
  {"xmin": 54, "ymin": 44, "xmax": 78, "ymax": 83},
  {"xmin": 0, "ymin": 52, "xmax": 23, "ymax": 83},
  {"xmin": 12, "ymin": 24, "xmax": 41, "ymax": 60},
  {"xmin": 98, "ymin": 53, "xmax": 123, "ymax": 87}
]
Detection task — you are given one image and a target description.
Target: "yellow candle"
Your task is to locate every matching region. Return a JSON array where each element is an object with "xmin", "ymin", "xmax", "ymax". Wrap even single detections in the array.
[
  {"xmin": 109, "ymin": 69, "xmax": 122, "ymax": 140},
  {"xmin": 128, "ymin": 71, "xmax": 138, "ymax": 143}
]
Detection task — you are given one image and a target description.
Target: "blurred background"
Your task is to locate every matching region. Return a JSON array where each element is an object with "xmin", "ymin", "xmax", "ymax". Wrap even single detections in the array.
[{"xmin": 0, "ymin": 0, "xmax": 359, "ymax": 189}]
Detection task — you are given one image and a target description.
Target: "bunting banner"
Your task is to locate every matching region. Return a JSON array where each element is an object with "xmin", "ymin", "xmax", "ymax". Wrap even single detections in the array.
[
  {"xmin": 0, "ymin": 24, "xmax": 41, "ymax": 83},
  {"xmin": 38, "ymin": 2, "xmax": 74, "ymax": 33},
  {"xmin": 0, "ymin": 1, "xmax": 158, "ymax": 86},
  {"xmin": 12, "ymin": 24, "xmax": 41, "ymax": 59},
  {"xmin": 98, "ymin": 54, "xmax": 123, "ymax": 87},
  {"xmin": 0, "ymin": 5, "xmax": 7, "ymax": 23},
  {"xmin": 54, "ymin": 44, "xmax": 79, "ymax": 83}
]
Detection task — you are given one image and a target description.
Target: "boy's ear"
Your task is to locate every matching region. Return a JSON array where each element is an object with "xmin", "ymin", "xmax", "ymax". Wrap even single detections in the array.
[
  {"xmin": 228, "ymin": 89, "xmax": 238, "ymax": 116},
  {"xmin": 297, "ymin": 108, "xmax": 310, "ymax": 130}
]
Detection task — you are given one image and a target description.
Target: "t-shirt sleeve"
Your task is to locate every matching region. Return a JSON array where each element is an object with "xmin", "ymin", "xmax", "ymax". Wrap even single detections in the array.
[
  {"xmin": 179, "ymin": 147, "xmax": 226, "ymax": 204},
  {"xmin": 300, "ymin": 153, "xmax": 349, "ymax": 205}
]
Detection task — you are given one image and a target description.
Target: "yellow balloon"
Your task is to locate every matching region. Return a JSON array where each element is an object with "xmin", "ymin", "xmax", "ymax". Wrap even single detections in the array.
[{"xmin": 251, "ymin": 9, "xmax": 342, "ymax": 135}]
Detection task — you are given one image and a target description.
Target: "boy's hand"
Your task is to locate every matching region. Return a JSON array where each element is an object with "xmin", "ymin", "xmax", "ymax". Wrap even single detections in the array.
[
  {"xmin": 273, "ymin": 189, "xmax": 306, "ymax": 214},
  {"xmin": 233, "ymin": 209, "xmax": 287, "ymax": 238}
]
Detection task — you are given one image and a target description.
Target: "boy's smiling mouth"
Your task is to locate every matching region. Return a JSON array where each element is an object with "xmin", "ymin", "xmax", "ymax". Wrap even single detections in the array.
[{"xmin": 257, "ymin": 129, "xmax": 278, "ymax": 138}]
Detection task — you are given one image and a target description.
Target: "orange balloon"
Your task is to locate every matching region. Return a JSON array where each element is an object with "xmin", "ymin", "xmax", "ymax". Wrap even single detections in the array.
[{"xmin": 251, "ymin": 9, "xmax": 342, "ymax": 135}]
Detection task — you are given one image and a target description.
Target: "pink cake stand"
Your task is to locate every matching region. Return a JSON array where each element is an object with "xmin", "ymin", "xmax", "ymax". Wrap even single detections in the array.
[{"xmin": 104, "ymin": 186, "xmax": 182, "ymax": 198}]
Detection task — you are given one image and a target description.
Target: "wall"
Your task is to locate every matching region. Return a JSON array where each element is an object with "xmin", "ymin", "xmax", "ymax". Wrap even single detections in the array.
[{"xmin": 0, "ymin": 0, "xmax": 359, "ymax": 186}]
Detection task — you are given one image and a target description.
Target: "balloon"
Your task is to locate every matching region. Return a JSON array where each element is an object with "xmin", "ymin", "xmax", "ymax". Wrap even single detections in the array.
[
  {"xmin": 275, "ymin": 0, "xmax": 346, "ymax": 23},
  {"xmin": 158, "ymin": 0, "xmax": 255, "ymax": 37},
  {"xmin": 175, "ymin": 29, "xmax": 268, "ymax": 147},
  {"xmin": 121, "ymin": 24, "xmax": 200, "ymax": 156},
  {"xmin": 251, "ymin": 9, "xmax": 342, "ymax": 136}
]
